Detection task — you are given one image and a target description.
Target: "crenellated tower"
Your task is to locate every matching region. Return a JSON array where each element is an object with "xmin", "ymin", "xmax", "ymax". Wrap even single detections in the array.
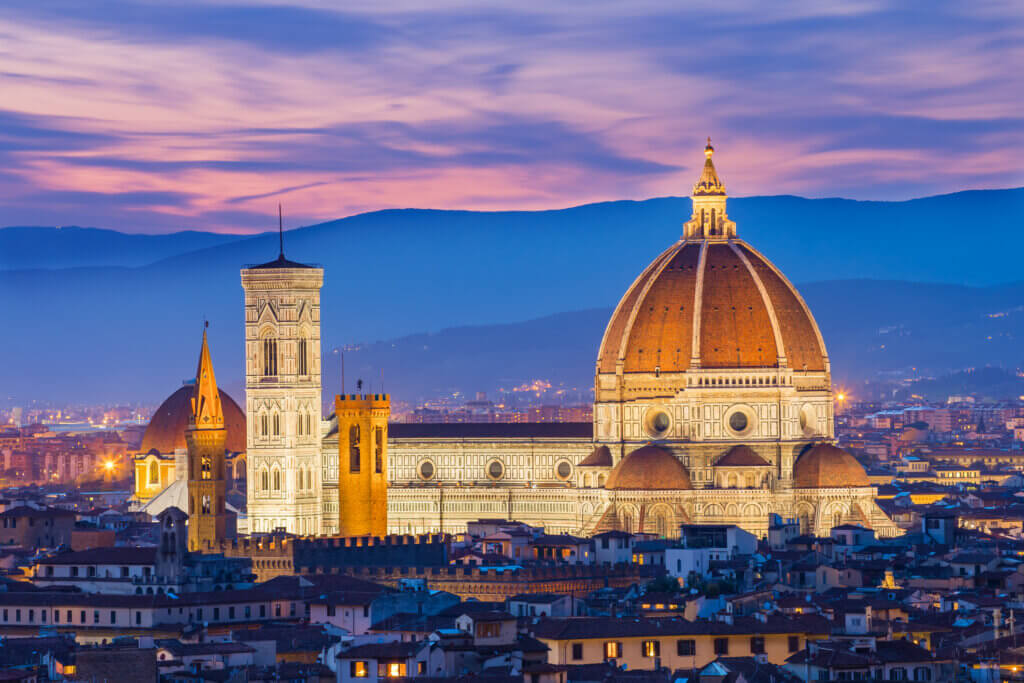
[
  {"xmin": 335, "ymin": 394, "xmax": 390, "ymax": 537},
  {"xmin": 186, "ymin": 327, "xmax": 229, "ymax": 551}
]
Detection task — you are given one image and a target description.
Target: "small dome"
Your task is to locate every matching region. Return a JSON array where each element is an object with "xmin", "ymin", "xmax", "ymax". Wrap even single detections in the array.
[
  {"xmin": 579, "ymin": 445, "xmax": 613, "ymax": 467},
  {"xmin": 793, "ymin": 443, "xmax": 869, "ymax": 488},
  {"xmin": 605, "ymin": 444, "xmax": 692, "ymax": 490},
  {"xmin": 715, "ymin": 445, "xmax": 770, "ymax": 467},
  {"xmin": 140, "ymin": 385, "xmax": 246, "ymax": 454}
]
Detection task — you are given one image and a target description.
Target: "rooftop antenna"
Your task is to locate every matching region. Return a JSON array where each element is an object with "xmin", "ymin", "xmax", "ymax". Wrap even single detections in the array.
[{"xmin": 278, "ymin": 203, "xmax": 284, "ymax": 259}]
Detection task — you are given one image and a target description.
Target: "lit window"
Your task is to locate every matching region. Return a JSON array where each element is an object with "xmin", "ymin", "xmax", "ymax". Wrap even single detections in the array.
[
  {"xmin": 350, "ymin": 661, "xmax": 368, "ymax": 678},
  {"xmin": 604, "ymin": 641, "xmax": 622, "ymax": 659},
  {"xmin": 379, "ymin": 662, "xmax": 406, "ymax": 678},
  {"xmin": 643, "ymin": 640, "xmax": 660, "ymax": 657}
]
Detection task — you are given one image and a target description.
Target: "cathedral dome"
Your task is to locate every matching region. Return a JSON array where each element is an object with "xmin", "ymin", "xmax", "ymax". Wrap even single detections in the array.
[
  {"xmin": 605, "ymin": 444, "xmax": 692, "ymax": 490},
  {"xmin": 597, "ymin": 240, "xmax": 827, "ymax": 375},
  {"xmin": 793, "ymin": 443, "xmax": 869, "ymax": 488},
  {"xmin": 140, "ymin": 385, "xmax": 246, "ymax": 454},
  {"xmin": 596, "ymin": 143, "xmax": 827, "ymax": 378}
]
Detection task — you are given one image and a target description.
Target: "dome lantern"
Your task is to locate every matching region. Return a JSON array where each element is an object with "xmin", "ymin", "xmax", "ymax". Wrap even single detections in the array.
[{"xmin": 683, "ymin": 138, "xmax": 736, "ymax": 240}]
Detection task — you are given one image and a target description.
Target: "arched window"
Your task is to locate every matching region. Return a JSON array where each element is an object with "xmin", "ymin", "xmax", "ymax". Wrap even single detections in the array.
[
  {"xmin": 832, "ymin": 511, "xmax": 843, "ymax": 530},
  {"xmin": 298, "ymin": 467, "xmax": 305, "ymax": 490},
  {"xmin": 260, "ymin": 414, "xmax": 268, "ymax": 437},
  {"xmin": 297, "ymin": 338, "xmax": 308, "ymax": 376},
  {"xmin": 261, "ymin": 468, "xmax": 269, "ymax": 491},
  {"xmin": 148, "ymin": 461, "xmax": 159, "ymax": 485},
  {"xmin": 891, "ymin": 667, "xmax": 907, "ymax": 681},
  {"xmin": 306, "ymin": 468, "xmax": 312, "ymax": 489},
  {"xmin": 201, "ymin": 456, "xmax": 211, "ymax": 480},
  {"xmin": 272, "ymin": 469, "xmax": 281, "ymax": 491},
  {"xmin": 262, "ymin": 338, "xmax": 278, "ymax": 376},
  {"xmin": 726, "ymin": 472, "xmax": 738, "ymax": 488},
  {"xmin": 201, "ymin": 495, "xmax": 211, "ymax": 514},
  {"xmin": 913, "ymin": 666, "xmax": 932, "ymax": 681},
  {"xmin": 744, "ymin": 473, "xmax": 756, "ymax": 488},
  {"xmin": 306, "ymin": 413, "xmax": 312, "ymax": 436},
  {"xmin": 375, "ymin": 426, "xmax": 384, "ymax": 474},
  {"xmin": 272, "ymin": 413, "xmax": 280, "ymax": 436},
  {"xmin": 349, "ymin": 425, "xmax": 361, "ymax": 472}
]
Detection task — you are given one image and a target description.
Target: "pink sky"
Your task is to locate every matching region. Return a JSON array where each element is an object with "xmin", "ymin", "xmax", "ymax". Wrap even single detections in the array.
[{"xmin": 1, "ymin": 1, "xmax": 1022, "ymax": 233}]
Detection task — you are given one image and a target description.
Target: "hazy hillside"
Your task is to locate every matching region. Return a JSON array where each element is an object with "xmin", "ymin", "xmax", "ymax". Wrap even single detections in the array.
[
  {"xmin": 0, "ymin": 226, "xmax": 251, "ymax": 270},
  {"xmin": 2, "ymin": 189, "xmax": 1023, "ymax": 404}
]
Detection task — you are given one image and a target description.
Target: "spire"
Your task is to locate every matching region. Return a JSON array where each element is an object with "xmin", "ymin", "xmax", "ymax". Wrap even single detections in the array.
[
  {"xmin": 278, "ymin": 203, "xmax": 284, "ymax": 259},
  {"xmin": 682, "ymin": 138, "xmax": 736, "ymax": 240},
  {"xmin": 190, "ymin": 323, "xmax": 224, "ymax": 430},
  {"xmin": 692, "ymin": 137, "xmax": 726, "ymax": 196}
]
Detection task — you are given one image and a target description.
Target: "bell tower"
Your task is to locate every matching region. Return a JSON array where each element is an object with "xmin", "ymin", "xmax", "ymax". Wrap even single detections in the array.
[
  {"xmin": 241, "ymin": 218, "xmax": 324, "ymax": 537},
  {"xmin": 335, "ymin": 393, "xmax": 390, "ymax": 537},
  {"xmin": 186, "ymin": 326, "xmax": 229, "ymax": 551}
]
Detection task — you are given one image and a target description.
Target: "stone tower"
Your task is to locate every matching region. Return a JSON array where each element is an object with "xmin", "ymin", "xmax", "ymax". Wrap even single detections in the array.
[
  {"xmin": 186, "ymin": 327, "xmax": 229, "ymax": 551},
  {"xmin": 241, "ymin": 240, "xmax": 324, "ymax": 537},
  {"xmin": 335, "ymin": 393, "xmax": 390, "ymax": 537}
]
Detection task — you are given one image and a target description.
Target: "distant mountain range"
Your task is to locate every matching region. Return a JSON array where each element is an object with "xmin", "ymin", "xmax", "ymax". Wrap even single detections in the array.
[{"xmin": 2, "ymin": 188, "xmax": 1022, "ymax": 404}]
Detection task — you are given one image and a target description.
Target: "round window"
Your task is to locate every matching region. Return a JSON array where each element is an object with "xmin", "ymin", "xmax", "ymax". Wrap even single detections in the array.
[
  {"xmin": 645, "ymin": 408, "xmax": 672, "ymax": 438},
  {"xmin": 488, "ymin": 460, "xmax": 504, "ymax": 480},
  {"xmin": 799, "ymin": 405, "xmax": 816, "ymax": 434},
  {"xmin": 729, "ymin": 411, "xmax": 749, "ymax": 433},
  {"xmin": 418, "ymin": 461, "xmax": 434, "ymax": 480},
  {"xmin": 556, "ymin": 461, "xmax": 572, "ymax": 479}
]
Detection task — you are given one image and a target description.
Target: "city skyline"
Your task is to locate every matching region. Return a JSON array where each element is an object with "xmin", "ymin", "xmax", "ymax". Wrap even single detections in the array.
[{"xmin": 1, "ymin": 1, "xmax": 1022, "ymax": 234}]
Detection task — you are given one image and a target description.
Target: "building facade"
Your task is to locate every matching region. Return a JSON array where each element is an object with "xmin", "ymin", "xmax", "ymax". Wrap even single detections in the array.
[{"xmin": 138, "ymin": 142, "xmax": 898, "ymax": 542}]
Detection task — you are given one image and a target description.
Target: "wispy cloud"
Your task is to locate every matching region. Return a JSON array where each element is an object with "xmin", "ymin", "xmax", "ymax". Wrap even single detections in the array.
[{"xmin": 0, "ymin": 0, "xmax": 1021, "ymax": 233}]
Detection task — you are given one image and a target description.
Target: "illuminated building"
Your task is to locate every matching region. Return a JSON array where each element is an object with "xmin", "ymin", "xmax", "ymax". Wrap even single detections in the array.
[
  {"xmin": 185, "ymin": 328, "xmax": 230, "ymax": 550},
  {"xmin": 240, "ymin": 248, "xmax": 325, "ymax": 536},
  {"xmin": 140, "ymin": 142, "xmax": 898, "ymax": 540}
]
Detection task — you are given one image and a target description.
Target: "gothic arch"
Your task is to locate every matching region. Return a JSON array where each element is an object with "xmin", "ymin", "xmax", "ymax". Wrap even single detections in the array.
[
  {"xmin": 725, "ymin": 503, "xmax": 738, "ymax": 517},
  {"xmin": 794, "ymin": 501, "xmax": 816, "ymax": 534},
  {"xmin": 647, "ymin": 503, "xmax": 675, "ymax": 538},
  {"xmin": 824, "ymin": 500, "xmax": 850, "ymax": 531},
  {"xmin": 618, "ymin": 503, "xmax": 640, "ymax": 533},
  {"xmin": 704, "ymin": 503, "xmax": 724, "ymax": 518}
]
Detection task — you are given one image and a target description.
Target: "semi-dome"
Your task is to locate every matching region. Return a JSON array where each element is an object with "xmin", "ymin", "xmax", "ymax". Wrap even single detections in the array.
[
  {"xmin": 579, "ymin": 445, "xmax": 613, "ymax": 467},
  {"xmin": 715, "ymin": 445, "xmax": 770, "ymax": 467},
  {"xmin": 605, "ymin": 444, "xmax": 692, "ymax": 490},
  {"xmin": 596, "ymin": 142, "xmax": 827, "ymax": 377},
  {"xmin": 140, "ymin": 385, "xmax": 246, "ymax": 454},
  {"xmin": 793, "ymin": 443, "xmax": 869, "ymax": 488}
]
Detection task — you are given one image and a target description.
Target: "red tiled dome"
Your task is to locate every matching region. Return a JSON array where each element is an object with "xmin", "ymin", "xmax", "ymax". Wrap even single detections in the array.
[
  {"xmin": 597, "ymin": 240, "xmax": 827, "ymax": 375},
  {"xmin": 793, "ymin": 443, "xmax": 869, "ymax": 488},
  {"xmin": 605, "ymin": 444, "xmax": 692, "ymax": 490},
  {"xmin": 140, "ymin": 385, "xmax": 246, "ymax": 454}
]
